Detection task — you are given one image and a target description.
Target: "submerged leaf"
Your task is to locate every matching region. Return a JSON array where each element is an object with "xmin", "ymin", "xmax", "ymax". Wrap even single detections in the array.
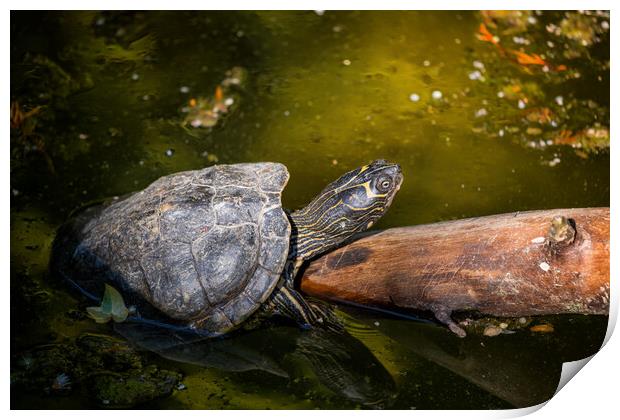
[
  {"xmin": 86, "ymin": 284, "xmax": 129, "ymax": 324},
  {"xmin": 86, "ymin": 306, "xmax": 112, "ymax": 324},
  {"xmin": 477, "ymin": 23, "xmax": 500, "ymax": 45}
]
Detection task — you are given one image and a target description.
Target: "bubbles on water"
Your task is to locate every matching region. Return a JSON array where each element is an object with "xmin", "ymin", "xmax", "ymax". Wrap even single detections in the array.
[
  {"xmin": 431, "ymin": 90, "xmax": 443, "ymax": 100},
  {"xmin": 513, "ymin": 36, "xmax": 529, "ymax": 45},
  {"xmin": 409, "ymin": 93, "xmax": 420, "ymax": 102},
  {"xmin": 469, "ymin": 70, "xmax": 483, "ymax": 81}
]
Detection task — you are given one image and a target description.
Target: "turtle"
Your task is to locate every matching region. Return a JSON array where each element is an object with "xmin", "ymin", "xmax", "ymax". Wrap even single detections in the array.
[{"xmin": 50, "ymin": 160, "xmax": 403, "ymax": 336}]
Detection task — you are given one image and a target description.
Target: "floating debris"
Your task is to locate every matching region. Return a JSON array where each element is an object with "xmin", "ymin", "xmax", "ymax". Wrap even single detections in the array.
[
  {"xmin": 431, "ymin": 90, "xmax": 443, "ymax": 100},
  {"xmin": 409, "ymin": 93, "xmax": 420, "ymax": 102},
  {"xmin": 165, "ymin": 148, "xmax": 174, "ymax": 157},
  {"xmin": 530, "ymin": 323, "xmax": 554, "ymax": 333},
  {"xmin": 513, "ymin": 36, "xmax": 529, "ymax": 45},
  {"xmin": 86, "ymin": 284, "xmax": 129, "ymax": 324},
  {"xmin": 525, "ymin": 107, "xmax": 554, "ymax": 124},
  {"xmin": 469, "ymin": 70, "xmax": 484, "ymax": 81},
  {"xmin": 342, "ymin": 59, "xmax": 351, "ymax": 66},
  {"xmin": 50, "ymin": 373, "xmax": 72, "ymax": 393},
  {"xmin": 483, "ymin": 325, "xmax": 503, "ymax": 337},
  {"xmin": 539, "ymin": 262, "xmax": 550, "ymax": 272},
  {"xmin": 476, "ymin": 21, "xmax": 568, "ymax": 72},
  {"xmin": 182, "ymin": 67, "xmax": 246, "ymax": 130}
]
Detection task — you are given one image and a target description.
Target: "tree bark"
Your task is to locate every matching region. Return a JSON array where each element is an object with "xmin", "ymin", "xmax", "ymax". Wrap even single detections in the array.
[{"xmin": 299, "ymin": 208, "xmax": 610, "ymax": 336}]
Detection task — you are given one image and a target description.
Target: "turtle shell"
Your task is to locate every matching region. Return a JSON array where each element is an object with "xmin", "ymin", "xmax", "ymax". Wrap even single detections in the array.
[{"xmin": 54, "ymin": 163, "xmax": 291, "ymax": 335}]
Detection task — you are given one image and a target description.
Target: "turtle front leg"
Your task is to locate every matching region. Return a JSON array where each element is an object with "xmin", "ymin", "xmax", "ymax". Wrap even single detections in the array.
[{"xmin": 267, "ymin": 286, "xmax": 344, "ymax": 333}]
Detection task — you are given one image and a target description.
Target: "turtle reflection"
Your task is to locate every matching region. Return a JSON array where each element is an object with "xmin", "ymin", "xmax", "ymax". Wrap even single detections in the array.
[{"xmin": 114, "ymin": 321, "xmax": 396, "ymax": 407}]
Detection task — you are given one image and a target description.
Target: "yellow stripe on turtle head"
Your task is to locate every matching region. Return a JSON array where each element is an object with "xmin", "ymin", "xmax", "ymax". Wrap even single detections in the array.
[{"xmin": 361, "ymin": 181, "xmax": 388, "ymax": 198}]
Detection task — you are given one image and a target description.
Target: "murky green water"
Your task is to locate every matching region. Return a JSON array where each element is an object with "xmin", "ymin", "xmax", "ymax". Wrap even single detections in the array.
[{"xmin": 11, "ymin": 11, "xmax": 609, "ymax": 409}]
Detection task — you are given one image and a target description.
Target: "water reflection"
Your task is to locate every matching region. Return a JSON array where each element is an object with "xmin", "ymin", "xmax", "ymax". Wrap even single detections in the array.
[
  {"xmin": 344, "ymin": 307, "xmax": 607, "ymax": 408},
  {"xmin": 115, "ymin": 321, "xmax": 396, "ymax": 407}
]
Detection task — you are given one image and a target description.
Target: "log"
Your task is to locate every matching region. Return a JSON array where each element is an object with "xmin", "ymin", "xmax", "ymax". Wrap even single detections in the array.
[{"xmin": 300, "ymin": 208, "xmax": 610, "ymax": 336}]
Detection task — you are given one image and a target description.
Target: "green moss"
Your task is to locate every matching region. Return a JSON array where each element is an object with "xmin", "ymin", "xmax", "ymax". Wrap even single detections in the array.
[{"xmin": 89, "ymin": 367, "xmax": 181, "ymax": 408}]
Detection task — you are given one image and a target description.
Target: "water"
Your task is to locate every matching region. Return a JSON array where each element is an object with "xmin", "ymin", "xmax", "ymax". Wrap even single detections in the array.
[{"xmin": 11, "ymin": 11, "xmax": 609, "ymax": 409}]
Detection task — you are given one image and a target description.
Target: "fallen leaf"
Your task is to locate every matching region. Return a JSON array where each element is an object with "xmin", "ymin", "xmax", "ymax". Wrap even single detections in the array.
[
  {"xmin": 477, "ymin": 23, "xmax": 500, "ymax": 45},
  {"xmin": 86, "ymin": 284, "xmax": 129, "ymax": 324},
  {"xmin": 530, "ymin": 323, "xmax": 554, "ymax": 333},
  {"xmin": 510, "ymin": 50, "xmax": 547, "ymax": 66},
  {"xmin": 215, "ymin": 85, "xmax": 224, "ymax": 102}
]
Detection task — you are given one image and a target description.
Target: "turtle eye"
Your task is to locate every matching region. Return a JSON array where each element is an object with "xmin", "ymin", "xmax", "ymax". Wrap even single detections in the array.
[{"xmin": 376, "ymin": 176, "xmax": 392, "ymax": 193}]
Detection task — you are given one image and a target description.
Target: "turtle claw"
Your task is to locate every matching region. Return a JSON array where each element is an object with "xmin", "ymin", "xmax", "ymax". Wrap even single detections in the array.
[{"xmin": 432, "ymin": 307, "xmax": 466, "ymax": 338}]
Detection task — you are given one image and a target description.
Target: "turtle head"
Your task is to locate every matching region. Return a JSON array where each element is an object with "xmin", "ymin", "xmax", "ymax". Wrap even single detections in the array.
[{"xmin": 290, "ymin": 160, "xmax": 403, "ymax": 261}]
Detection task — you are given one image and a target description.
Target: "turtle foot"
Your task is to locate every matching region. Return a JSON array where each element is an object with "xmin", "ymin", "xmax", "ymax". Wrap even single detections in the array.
[{"xmin": 432, "ymin": 307, "xmax": 466, "ymax": 338}]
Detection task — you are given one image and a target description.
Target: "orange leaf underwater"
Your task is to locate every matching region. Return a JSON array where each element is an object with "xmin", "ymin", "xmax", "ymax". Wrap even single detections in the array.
[{"xmin": 476, "ymin": 23, "xmax": 500, "ymax": 45}]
